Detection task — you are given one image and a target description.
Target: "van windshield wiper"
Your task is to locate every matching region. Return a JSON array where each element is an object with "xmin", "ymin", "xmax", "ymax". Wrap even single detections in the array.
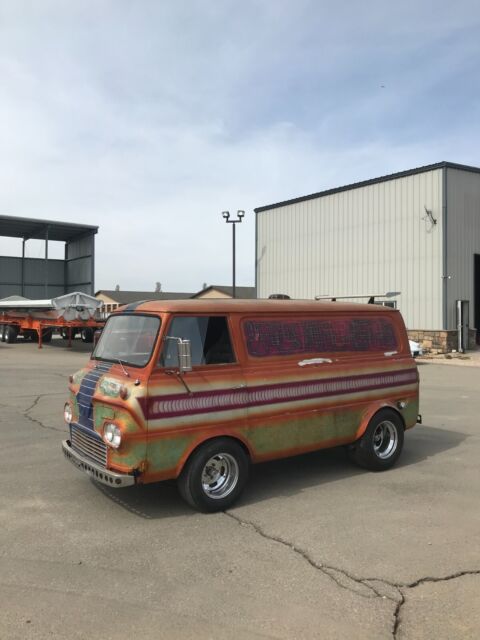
[{"xmin": 117, "ymin": 358, "xmax": 130, "ymax": 377}]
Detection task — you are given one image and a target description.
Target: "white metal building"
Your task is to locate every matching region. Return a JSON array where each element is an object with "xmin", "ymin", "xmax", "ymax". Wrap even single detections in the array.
[{"xmin": 255, "ymin": 162, "xmax": 480, "ymax": 350}]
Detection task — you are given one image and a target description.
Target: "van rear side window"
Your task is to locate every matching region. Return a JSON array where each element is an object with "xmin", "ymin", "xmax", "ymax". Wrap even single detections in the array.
[{"xmin": 243, "ymin": 316, "xmax": 398, "ymax": 357}]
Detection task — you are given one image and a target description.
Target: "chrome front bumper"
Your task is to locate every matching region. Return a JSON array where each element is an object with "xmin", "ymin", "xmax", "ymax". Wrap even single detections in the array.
[{"xmin": 62, "ymin": 440, "xmax": 136, "ymax": 488}]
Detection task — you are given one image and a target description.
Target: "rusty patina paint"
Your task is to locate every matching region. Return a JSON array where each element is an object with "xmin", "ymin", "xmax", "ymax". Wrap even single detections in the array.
[{"xmin": 64, "ymin": 299, "xmax": 420, "ymax": 485}]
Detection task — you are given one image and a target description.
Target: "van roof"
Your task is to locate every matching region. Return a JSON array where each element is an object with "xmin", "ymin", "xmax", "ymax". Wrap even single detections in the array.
[{"xmin": 117, "ymin": 298, "xmax": 397, "ymax": 315}]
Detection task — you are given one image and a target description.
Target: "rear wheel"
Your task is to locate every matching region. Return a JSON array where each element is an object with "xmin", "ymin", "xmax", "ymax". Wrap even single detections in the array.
[
  {"xmin": 348, "ymin": 409, "xmax": 404, "ymax": 471},
  {"xmin": 177, "ymin": 438, "xmax": 249, "ymax": 512}
]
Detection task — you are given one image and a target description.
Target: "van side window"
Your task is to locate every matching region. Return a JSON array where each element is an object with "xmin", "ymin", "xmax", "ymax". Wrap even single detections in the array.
[
  {"xmin": 243, "ymin": 316, "xmax": 397, "ymax": 357},
  {"xmin": 160, "ymin": 316, "xmax": 235, "ymax": 367}
]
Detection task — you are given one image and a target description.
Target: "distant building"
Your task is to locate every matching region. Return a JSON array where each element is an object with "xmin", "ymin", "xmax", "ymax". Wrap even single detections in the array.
[
  {"xmin": 255, "ymin": 162, "xmax": 480, "ymax": 352},
  {"xmin": 96, "ymin": 285, "xmax": 256, "ymax": 313},
  {"xmin": 95, "ymin": 290, "xmax": 193, "ymax": 314},
  {"xmin": 192, "ymin": 285, "xmax": 256, "ymax": 299}
]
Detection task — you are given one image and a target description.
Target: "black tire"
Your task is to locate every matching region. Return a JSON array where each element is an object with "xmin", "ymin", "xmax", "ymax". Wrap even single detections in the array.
[
  {"xmin": 177, "ymin": 438, "xmax": 249, "ymax": 512},
  {"xmin": 5, "ymin": 325, "xmax": 18, "ymax": 344},
  {"xmin": 41, "ymin": 329, "xmax": 53, "ymax": 343},
  {"xmin": 81, "ymin": 328, "xmax": 94, "ymax": 343},
  {"xmin": 348, "ymin": 409, "xmax": 404, "ymax": 471},
  {"xmin": 0, "ymin": 325, "xmax": 5, "ymax": 342},
  {"xmin": 61, "ymin": 328, "xmax": 77, "ymax": 340}
]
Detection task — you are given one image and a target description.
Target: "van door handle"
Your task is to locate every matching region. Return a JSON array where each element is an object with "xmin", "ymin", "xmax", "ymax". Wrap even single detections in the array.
[{"xmin": 298, "ymin": 358, "xmax": 333, "ymax": 366}]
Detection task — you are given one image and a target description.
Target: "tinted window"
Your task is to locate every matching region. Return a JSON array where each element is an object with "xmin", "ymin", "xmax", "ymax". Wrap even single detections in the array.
[
  {"xmin": 160, "ymin": 316, "xmax": 235, "ymax": 367},
  {"xmin": 243, "ymin": 316, "xmax": 398, "ymax": 357}
]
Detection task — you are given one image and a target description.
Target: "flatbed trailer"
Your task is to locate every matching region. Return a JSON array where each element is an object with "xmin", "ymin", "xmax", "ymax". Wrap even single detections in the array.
[
  {"xmin": 0, "ymin": 292, "xmax": 105, "ymax": 348},
  {"xmin": 0, "ymin": 315, "xmax": 105, "ymax": 347}
]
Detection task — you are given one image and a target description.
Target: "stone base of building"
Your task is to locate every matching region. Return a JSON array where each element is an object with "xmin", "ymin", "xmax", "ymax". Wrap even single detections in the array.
[{"xmin": 408, "ymin": 329, "xmax": 477, "ymax": 354}]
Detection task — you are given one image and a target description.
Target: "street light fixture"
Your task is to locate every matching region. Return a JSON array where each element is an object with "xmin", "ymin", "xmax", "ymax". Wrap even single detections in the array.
[{"xmin": 222, "ymin": 210, "xmax": 245, "ymax": 299}]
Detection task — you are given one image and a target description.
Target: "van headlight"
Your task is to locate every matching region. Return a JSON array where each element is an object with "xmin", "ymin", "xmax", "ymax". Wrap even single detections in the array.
[
  {"xmin": 64, "ymin": 402, "xmax": 73, "ymax": 424},
  {"xmin": 103, "ymin": 423, "xmax": 122, "ymax": 448}
]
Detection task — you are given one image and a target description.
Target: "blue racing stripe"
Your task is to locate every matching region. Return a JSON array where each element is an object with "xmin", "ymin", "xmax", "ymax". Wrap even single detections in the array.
[{"xmin": 77, "ymin": 362, "xmax": 112, "ymax": 430}]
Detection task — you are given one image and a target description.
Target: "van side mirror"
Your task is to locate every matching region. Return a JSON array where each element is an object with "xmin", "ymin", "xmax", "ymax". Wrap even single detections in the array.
[{"xmin": 177, "ymin": 338, "xmax": 192, "ymax": 374}]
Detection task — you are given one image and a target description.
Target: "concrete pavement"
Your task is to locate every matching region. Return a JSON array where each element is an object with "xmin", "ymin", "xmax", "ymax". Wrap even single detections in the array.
[{"xmin": 0, "ymin": 339, "xmax": 479, "ymax": 639}]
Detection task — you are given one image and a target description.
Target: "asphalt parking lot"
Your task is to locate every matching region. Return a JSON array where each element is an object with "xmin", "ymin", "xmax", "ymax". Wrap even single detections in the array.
[{"xmin": 1, "ymin": 340, "xmax": 479, "ymax": 639}]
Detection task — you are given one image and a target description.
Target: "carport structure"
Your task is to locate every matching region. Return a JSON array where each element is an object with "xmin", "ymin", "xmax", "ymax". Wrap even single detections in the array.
[{"xmin": 0, "ymin": 215, "xmax": 98, "ymax": 299}]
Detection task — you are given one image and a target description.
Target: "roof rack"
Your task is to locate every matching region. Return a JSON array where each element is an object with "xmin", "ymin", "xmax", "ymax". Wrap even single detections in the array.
[{"xmin": 314, "ymin": 292, "xmax": 401, "ymax": 304}]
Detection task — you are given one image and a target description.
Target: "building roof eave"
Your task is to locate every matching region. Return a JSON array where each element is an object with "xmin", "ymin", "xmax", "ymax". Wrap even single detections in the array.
[{"xmin": 254, "ymin": 161, "xmax": 480, "ymax": 213}]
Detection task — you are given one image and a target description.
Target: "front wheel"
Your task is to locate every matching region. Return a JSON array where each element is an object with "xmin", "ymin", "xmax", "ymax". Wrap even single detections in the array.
[
  {"xmin": 177, "ymin": 438, "xmax": 249, "ymax": 512},
  {"xmin": 348, "ymin": 409, "xmax": 404, "ymax": 471}
]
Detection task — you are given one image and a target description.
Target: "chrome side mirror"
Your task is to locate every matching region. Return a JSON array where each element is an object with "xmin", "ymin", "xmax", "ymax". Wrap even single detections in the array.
[{"xmin": 177, "ymin": 338, "xmax": 192, "ymax": 374}]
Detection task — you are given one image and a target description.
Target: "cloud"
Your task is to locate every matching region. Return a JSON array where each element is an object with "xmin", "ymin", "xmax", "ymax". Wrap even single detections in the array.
[{"xmin": 1, "ymin": 1, "xmax": 479, "ymax": 292}]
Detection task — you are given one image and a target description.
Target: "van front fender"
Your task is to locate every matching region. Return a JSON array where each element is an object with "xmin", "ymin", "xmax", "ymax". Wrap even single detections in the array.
[{"xmin": 174, "ymin": 431, "xmax": 254, "ymax": 478}]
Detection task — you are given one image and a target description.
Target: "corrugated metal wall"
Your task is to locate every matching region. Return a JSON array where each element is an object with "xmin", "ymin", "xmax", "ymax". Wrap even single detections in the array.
[
  {"xmin": 446, "ymin": 168, "xmax": 480, "ymax": 330},
  {"xmin": 257, "ymin": 169, "xmax": 444, "ymax": 330},
  {"xmin": 0, "ymin": 233, "xmax": 95, "ymax": 299},
  {"xmin": 0, "ymin": 256, "xmax": 65, "ymax": 299},
  {"xmin": 65, "ymin": 234, "xmax": 95, "ymax": 294}
]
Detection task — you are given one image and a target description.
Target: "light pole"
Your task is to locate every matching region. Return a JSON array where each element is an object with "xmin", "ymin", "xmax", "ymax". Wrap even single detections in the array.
[{"xmin": 222, "ymin": 210, "xmax": 245, "ymax": 299}]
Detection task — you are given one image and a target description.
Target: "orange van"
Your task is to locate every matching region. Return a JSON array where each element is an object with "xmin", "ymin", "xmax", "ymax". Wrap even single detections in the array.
[{"xmin": 62, "ymin": 299, "xmax": 420, "ymax": 511}]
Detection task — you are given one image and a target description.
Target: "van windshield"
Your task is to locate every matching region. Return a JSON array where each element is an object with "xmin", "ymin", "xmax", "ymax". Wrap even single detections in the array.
[{"xmin": 93, "ymin": 314, "xmax": 160, "ymax": 368}]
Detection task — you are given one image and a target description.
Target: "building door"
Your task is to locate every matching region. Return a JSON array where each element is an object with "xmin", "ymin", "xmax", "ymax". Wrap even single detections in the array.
[
  {"xmin": 456, "ymin": 300, "xmax": 470, "ymax": 353},
  {"xmin": 475, "ymin": 254, "xmax": 480, "ymax": 345}
]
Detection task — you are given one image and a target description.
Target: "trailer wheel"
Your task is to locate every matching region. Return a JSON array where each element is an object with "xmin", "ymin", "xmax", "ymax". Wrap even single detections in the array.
[
  {"xmin": 177, "ymin": 438, "xmax": 249, "ymax": 512},
  {"xmin": 81, "ymin": 328, "xmax": 94, "ymax": 343},
  {"xmin": 41, "ymin": 329, "xmax": 53, "ymax": 343},
  {"xmin": 5, "ymin": 326, "xmax": 18, "ymax": 344},
  {"xmin": 61, "ymin": 328, "xmax": 77, "ymax": 340}
]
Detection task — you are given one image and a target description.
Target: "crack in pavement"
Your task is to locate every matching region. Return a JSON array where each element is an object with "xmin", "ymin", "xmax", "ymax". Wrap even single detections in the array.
[
  {"xmin": 393, "ymin": 569, "xmax": 480, "ymax": 638},
  {"xmin": 1, "ymin": 391, "xmax": 66, "ymax": 400},
  {"xmin": 225, "ymin": 511, "xmax": 397, "ymax": 602},
  {"xmin": 24, "ymin": 394, "xmax": 66, "ymax": 433},
  {"xmin": 224, "ymin": 511, "xmax": 480, "ymax": 638}
]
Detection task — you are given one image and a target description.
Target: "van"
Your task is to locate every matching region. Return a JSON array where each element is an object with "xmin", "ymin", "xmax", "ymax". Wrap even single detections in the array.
[{"xmin": 62, "ymin": 299, "xmax": 420, "ymax": 512}]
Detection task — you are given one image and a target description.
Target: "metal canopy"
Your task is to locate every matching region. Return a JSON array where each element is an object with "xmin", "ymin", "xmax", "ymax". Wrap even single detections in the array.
[{"xmin": 0, "ymin": 215, "xmax": 98, "ymax": 242}]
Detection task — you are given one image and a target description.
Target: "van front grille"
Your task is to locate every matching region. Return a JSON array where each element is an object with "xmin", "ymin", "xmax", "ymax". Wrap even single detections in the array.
[{"xmin": 70, "ymin": 424, "xmax": 107, "ymax": 467}]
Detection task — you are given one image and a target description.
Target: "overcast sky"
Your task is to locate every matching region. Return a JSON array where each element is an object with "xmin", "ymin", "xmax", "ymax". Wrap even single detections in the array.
[{"xmin": 1, "ymin": 1, "xmax": 479, "ymax": 293}]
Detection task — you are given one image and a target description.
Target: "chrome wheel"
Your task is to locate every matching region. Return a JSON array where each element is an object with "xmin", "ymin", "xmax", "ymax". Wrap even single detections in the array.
[
  {"xmin": 373, "ymin": 420, "xmax": 398, "ymax": 459},
  {"xmin": 201, "ymin": 453, "xmax": 239, "ymax": 499}
]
